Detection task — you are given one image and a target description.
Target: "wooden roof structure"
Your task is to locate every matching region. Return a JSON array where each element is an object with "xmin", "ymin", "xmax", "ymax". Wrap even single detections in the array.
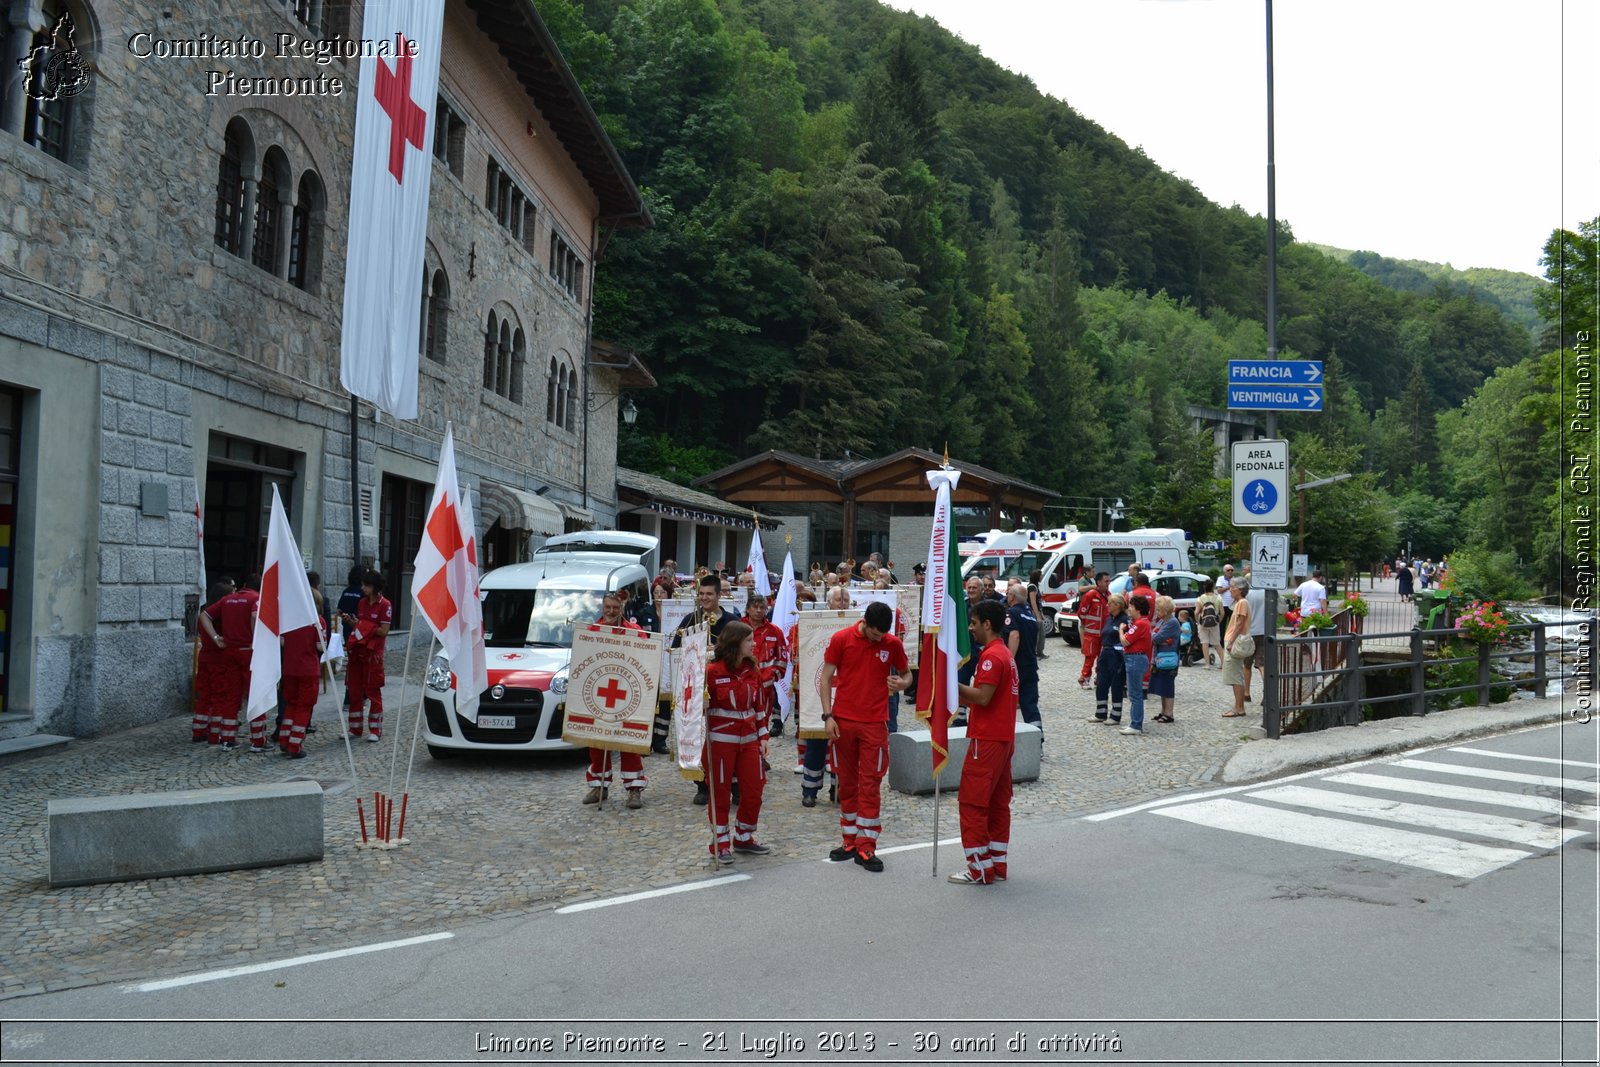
[{"xmin": 695, "ymin": 448, "xmax": 1057, "ymax": 547}]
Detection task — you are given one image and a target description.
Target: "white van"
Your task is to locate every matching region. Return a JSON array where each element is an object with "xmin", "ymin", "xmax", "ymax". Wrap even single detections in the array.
[
  {"xmin": 987, "ymin": 529, "xmax": 1189, "ymax": 639},
  {"xmin": 420, "ymin": 531, "xmax": 657, "ymax": 758}
]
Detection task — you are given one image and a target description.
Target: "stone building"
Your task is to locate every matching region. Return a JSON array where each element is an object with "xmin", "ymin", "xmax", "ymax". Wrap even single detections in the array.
[{"xmin": 0, "ymin": 0, "xmax": 648, "ymax": 741}]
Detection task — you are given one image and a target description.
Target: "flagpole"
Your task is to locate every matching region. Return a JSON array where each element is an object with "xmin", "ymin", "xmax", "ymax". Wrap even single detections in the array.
[
  {"xmin": 397, "ymin": 633, "xmax": 439, "ymax": 836},
  {"xmin": 386, "ymin": 622, "xmax": 422, "ymax": 802}
]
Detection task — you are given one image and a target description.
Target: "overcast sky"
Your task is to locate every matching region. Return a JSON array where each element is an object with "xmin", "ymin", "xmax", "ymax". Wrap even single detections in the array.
[{"xmin": 883, "ymin": 0, "xmax": 1597, "ymax": 277}]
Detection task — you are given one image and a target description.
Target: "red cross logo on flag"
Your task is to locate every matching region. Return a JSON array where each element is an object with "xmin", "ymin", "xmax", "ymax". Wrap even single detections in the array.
[{"xmin": 410, "ymin": 426, "xmax": 489, "ymax": 722}]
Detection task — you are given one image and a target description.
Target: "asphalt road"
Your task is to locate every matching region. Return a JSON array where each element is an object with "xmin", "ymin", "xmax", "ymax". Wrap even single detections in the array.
[{"xmin": 3, "ymin": 724, "xmax": 1595, "ymax": 1067}]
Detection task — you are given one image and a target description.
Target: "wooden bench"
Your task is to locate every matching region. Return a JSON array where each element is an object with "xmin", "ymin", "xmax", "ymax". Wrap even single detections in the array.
[
  {"xmin": 887, "ymin": 723, "xmax": 1043, "ymax": 795},
  {"xmin": 47, "ymin": 781, "xmax": 323, "ymax": 887}
]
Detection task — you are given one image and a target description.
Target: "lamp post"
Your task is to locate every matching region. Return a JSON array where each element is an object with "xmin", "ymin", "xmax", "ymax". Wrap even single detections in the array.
[
  {"xmin": 1105, "ymin": 497, "xmax": 1126, "ymax": 532},
  {"xmin": 1295, "ymin": 470, "xmax": 1351, "ymax": 555}
]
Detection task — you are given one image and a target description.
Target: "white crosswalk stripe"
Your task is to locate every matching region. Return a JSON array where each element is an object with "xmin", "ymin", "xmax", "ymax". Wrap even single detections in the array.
[{"xmin": 1145, "ymin": 744, "xmax": 1596, "ymax": 879}]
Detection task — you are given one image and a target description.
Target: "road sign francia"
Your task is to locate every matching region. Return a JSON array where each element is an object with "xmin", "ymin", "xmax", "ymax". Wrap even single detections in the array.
[
  {"xmin": 1227, "ymin": 360, "xmax": 1323, "ymax": 412},
  {"xmin": 1232, "ymin": 439, "xmax": 1289, "ymax": 527}
]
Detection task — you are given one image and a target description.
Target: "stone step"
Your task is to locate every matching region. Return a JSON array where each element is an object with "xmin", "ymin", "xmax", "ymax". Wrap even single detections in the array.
[{"xmin": 0, "ymin": 733, "xmax": 74, "ymax": 763}]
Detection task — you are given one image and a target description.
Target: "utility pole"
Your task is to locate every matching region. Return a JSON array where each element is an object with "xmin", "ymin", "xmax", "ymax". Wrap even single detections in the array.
[
  {"xmin": 1264, "ymin": 0, "xmax": 1279, "ymax": 442},
  {"xmin": 1297, "ymin": 465, "xmax": 1306, "ymax": 556}
]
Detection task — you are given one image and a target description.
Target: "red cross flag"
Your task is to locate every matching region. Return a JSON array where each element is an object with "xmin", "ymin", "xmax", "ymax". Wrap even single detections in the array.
[
  {"xmin": 411, "ymin": 426, "xmax": 489, "ymax": 722},
  {"xmin": 246, "ymin": 485, "xmax": 319, "ymax": 721},
  {"xmin": 339, "ymin": 1, "xmax": 446, "ymax": 420}
]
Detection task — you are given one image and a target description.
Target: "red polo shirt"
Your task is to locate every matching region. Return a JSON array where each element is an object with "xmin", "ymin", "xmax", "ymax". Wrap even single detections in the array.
[
  {"xmin": 967, "ymin": 637, "xmax": 1019, "ymax": 741},
  {"xmin": 206, "ymin": 589, "xmax": 259, "ymax": 646},
  {"xmin": 823, "ymin": 622, "xmax": 907, "ymax": 722}
]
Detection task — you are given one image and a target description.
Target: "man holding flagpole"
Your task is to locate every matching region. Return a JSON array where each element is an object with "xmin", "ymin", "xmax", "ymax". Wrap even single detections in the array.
[{"xmin": 951, "ymin": 599, "xmax": 1018, "ymax": 885}]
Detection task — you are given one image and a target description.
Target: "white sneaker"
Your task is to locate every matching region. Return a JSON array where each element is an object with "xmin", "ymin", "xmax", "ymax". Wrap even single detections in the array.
[
  {"xmin": 792, "ymin": 763, "xmax": 804, "ymax": 774},
  {"xmin": 365, "ymin": 733, "xmax": 381, "ymax": 743},
  {"xmin": 1119, "ymin": 726, "xmax": 1142, "ymax": 735}
]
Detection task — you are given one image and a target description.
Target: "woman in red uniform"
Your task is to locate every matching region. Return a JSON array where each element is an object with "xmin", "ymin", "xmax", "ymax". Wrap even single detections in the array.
[
  {"xmin": 704, "ymin": 621, "xmax": 776, "ymax": 864},
  {"xmin": 340, "ymin": 570, "xmax": 392, "ymax": 741}
]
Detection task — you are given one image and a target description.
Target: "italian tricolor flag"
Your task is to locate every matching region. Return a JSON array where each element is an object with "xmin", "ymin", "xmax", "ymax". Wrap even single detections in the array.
[{"xmin": 915, "ymin": 466, "xmax": 970, "ymax": 780}]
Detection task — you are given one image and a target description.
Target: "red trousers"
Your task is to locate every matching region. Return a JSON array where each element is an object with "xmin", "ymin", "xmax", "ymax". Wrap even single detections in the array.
[
  {"xmin": 834, "ymin": 717, "xmax": 888, "ymax": 858},
  {"xmin": 345, "ymin": 653, "xmax": 385, "ymax": 735},
  {"xmin": 586, "ymin": 748, "xmax": 646, "ymax": 790},
  {"xmin": 211, "ymin": 649, "xmax": 253, "ymax": 743},
  {"xmin": 706, "ymin": 739, "xmax": 766, "ymax": 853},
  {"xmin": 958, "ymin": 736, "xmax": 1013, "ymax": 883},
  {"xmin": 1079, "ymin": 632, "xmax": 1102, "ymax": 682},
  {"xmin": 195, "ymin": 653, "xmax": 230, "ymax": 739},
  {"xmin": 280, "ymin": 675, "xmax": 319, "ymax": 754}
]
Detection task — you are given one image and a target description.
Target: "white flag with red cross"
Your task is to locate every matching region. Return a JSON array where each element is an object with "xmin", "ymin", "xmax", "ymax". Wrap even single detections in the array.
[
  {"xmin": 338, "ymin": 0, "xmax": 446, "ymax": 421},
  {"xmin": 411, "ymin": 427, "xmax": 489, "ymax": 722},
  {"xmin": 246, "ymin": 486, "xmax": 319, "ymax": 721}
]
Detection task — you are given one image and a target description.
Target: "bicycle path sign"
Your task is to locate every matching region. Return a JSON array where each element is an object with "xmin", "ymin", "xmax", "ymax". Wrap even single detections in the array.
[{"xmin": 1232, "ymin": 439, "xmax": 1289, "ymax": 526}]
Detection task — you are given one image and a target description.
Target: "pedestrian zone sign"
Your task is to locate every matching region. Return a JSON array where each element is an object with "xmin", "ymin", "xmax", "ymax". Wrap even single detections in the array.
[{"xmin": 1232, "ymin": 439, "xmax": 1288, "ymax": 526}]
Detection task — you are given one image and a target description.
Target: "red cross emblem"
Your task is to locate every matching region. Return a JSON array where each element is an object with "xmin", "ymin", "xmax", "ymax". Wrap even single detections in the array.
[
  {"xmin": 374, "ymin": 35, "xmax": 427, "ymax": 184},
  {"xmin": 597, "ymin": 678, "xmax": 629, "ymax": 710}
]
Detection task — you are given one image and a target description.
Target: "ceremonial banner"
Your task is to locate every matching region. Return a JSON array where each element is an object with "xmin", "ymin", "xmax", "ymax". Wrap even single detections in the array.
[
  {"xmin": 769, "ymin": 551, "xmax": 800, "ymax": 721},
  {"xmin": 895, "ymin": 585, "xmax": 923, "ymax": 670},
  {"xmin": 410, "ymin": 426, "xmax": 489, "ymax": 722},
  {"xmin": 915, "ymin": 467, "xmax": 969, "ymax": 779},
  {"xmin": 842, "ymin": 588, "xmax": 897, "ymax": 613},
  {"xmin": 660, "ymin": 598, "xmax": 696, "ymax": 635},
  {"xmin": 561, "ymin": 625, "xmax": 663, "ymax": 755},
  {"xmin": 794, "ymin": 609, "xmax": 862, "ymax": 739},
  {"xmin": 674, "ymin": 625, "xmax": 709, "ymax": 780},
  {"xmin": 246, "ymin": 486, "xmax": 319, "ymax": 721}
]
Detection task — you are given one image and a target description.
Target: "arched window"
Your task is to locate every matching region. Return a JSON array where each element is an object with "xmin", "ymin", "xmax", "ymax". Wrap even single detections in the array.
[
  {"xmin": 565, "ymin": 362, "xmax": 577, "ymax": 429},
  {"xmin": 556, "ymin": 364, "xmax": 568, "ymax": 428},
  {"xmin": 425, "ymin": 270, "xmax": 449, "ymax": 363},
  {"xmin": 482, "ymin": 311, "xmax": 499, "ymax": 391},
  {"xmin": 496, "ymin": 319, "xmax": 512, "ymax": 397},
  {"xmin": 417, "ymin": 268, "xmax": 431, "ymax": 357},
  {"xmin": 287, "ymin": 171, "xmax": 323, "ymax": 291},
  {"xmin": 510, "ymin": 328, "xmax": 525, "ymax": 404},
  {"xmin": 3, "ymin": 0, "xmax": 92, "ymax": 164},
  {"xmin": 213, "ymin": 118, "xmax": 250, "ymax": 255},
  {"xmin": 252, "ymin": 147, "xmax": 290, "ymax": 273},
  {"xmin": 546, "ymin": 358, "xmax": 558, "ymax": 423}
]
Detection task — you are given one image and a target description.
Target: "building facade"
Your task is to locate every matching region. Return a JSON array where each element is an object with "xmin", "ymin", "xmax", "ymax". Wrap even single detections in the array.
[{"xmin": 0, "ymin": 0, "xmax": 647, "ymax": 738}]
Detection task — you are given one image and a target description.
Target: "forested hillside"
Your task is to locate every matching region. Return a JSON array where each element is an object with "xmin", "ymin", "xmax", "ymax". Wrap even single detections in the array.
[
  {"xmin": 1306, "ymin": 244, "xmax": 1546, "ymax": 342},
  {"xmin": 537, "ymin": 0, "xmax": 1574, "ymax": 585}
]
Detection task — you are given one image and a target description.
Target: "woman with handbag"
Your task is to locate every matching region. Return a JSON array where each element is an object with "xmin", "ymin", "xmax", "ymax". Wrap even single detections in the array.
[
  {"xmin": 1149, "ymin": 596, "xmax": 1183, "ymax": 724},
  {"xmin": 1221, "ymin": 578, "xmax": 1254, "ymax": 718}
]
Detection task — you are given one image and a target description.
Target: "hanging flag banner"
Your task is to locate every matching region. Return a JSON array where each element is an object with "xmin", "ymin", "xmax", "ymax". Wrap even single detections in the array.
[
  {"xmin": 794, "ymin": 609, "xmax": 863, "ymax": 739},
  {"xmin": 673, "ymin": 625, "xmax": 709, "ymax": 779},
  {"xmin": 561, "ymin": 625, "xmax": 662, "ymax": 755},
  {"xmin": 339, "ymin": 0, "xmax": 446, "ymax": 420}
]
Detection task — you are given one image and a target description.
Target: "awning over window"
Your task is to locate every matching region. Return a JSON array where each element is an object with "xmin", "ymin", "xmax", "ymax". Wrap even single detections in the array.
[
  {"xmin": 478, "ymin": 482, "xmax": 564, "ymax": 537},
  {"xmin": 557, "ymin": 501, "xmax": 595, "ymax": 529}
]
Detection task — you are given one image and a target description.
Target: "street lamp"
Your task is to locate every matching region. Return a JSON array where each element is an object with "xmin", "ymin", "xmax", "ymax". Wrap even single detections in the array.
[
  {"xmin": 1105, "ymin": 497, "xmax": 1125, "ymax": 532},
  {"xmin": 587, "ymin": 392, "xmax": 639, "ymax": 425},
  {"xmin": 1294, "ymin": 470, "xmax": 1351, "ymax": 555}
]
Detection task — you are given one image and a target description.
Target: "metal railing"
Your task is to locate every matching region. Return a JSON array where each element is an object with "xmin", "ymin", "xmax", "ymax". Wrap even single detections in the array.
[{"xmin": 1262, "ymin": 613, "xmax": 1596, "ymax": 740}]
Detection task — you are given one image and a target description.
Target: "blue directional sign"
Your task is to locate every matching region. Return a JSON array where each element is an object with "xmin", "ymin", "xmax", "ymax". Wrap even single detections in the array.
[
  {"xmin": 1228, "ymin": 359, "xmax": 1323, "ymax": 384},
  {"xmin": 1228, "ymin": 385, "xmax": 1323, "ymax": 412}
]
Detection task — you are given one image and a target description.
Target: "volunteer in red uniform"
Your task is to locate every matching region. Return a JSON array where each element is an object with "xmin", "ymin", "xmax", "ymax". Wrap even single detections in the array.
[
  {"xmin": 199, "ymin": 575, "xmax": 260, "ymax": 749},
  {"xmin": 819, "ymin": 601, "xmax": 911, "ymax": 872},
  {"xmin": 583, "ymin": 591, "xmax": 649, "ymax": 808},
  {"xmin": 704, "ymin": 621, "xmax": 776, "ymax": 863},
  {"xmin": 744, "ymin": 592, "xmax": 788, "ymax": 736},
  {"xmin": 952, "ymin": 600, "xmax": 1019, "ymax": 885},
  {"xmin": 278, "ymin": 616, "xmax": 326, "ymax": 758},
  {"xmin": 340, "ymin": 569, "xmax": 392, "ymax": 741},
  {"xmin": 1076, "ymin": 572, "xmax": 1110, "ymax": 688},
  {"xmin": 192, "ymin": 577, "xmax": 234, "ymax": 742}
]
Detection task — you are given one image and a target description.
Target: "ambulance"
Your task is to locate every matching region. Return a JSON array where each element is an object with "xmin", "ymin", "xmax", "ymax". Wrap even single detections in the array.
[
  {"xmin": 420, "ymin": 531, "xmax": 657, "ymax": 758},
  {"xmin": 963, "ymin": 527, "xmax": 1190, "ymax": 639}
]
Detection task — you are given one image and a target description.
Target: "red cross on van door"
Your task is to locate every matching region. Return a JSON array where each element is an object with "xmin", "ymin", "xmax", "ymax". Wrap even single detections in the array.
[{"xmin": 374, "ymin": 35, "xmax": 427, "ymax": 184}]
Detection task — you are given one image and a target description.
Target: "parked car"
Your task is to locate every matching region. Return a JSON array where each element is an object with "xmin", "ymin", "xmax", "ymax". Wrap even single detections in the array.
[
  {"xmin": 421, "ymin": 531, "xmax": 656, "ymax": 758},
  {"xmin": 1056, "ymin": 568, "xmax": 1210, "ymax": 648}
]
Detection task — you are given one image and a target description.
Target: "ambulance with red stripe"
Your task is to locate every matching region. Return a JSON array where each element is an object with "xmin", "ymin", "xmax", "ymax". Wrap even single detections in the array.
[
  {"xmin": 421, "ymin": 532, "xmax": 657, "ymax": 759},
  {"xmin": 962, "ymin": 527, "xmax": 1189, "ymax": 642}
]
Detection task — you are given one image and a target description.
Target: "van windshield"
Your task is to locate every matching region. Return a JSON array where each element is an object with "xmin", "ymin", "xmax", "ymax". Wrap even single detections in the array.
[
  {"xmin": 481, "ymin": 587, "xmax": 605, "ymax": 648},
  {"xmin": 1001, "ymin": 550, "xmax": 1055, "ymax": 581}
]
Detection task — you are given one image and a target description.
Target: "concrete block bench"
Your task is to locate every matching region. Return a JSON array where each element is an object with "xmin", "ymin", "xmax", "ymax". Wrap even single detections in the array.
[
  {"xmin": 47, "ymin": 781, "xmax": 324, "ymax": 887},
  {"xmin": 888, "ymin": 723, "xmax": 1042, "ymax": 795}
]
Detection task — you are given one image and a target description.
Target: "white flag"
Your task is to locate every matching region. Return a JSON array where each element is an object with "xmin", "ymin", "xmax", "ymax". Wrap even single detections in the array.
[
  {"xmin": 338, "ymin": 2, "xmax": 446, "ymax": 420},
  {"xmin": 246, "ymin": 486, "xmax": 319, "ymax": 721},
  {"xmin": 745, "ymin": 525, "xmax": 772, "ymax": 597},
  {"xmin": 194, "ymin": 485, "xmax": 206, "ymax": 594},
  {"xmin": 769, "ymin": 550, "xmax": 799, "ymax": 721},
  {"xmin": 411, "ymin": 427, "xmax": 490, "ymax": 722}
]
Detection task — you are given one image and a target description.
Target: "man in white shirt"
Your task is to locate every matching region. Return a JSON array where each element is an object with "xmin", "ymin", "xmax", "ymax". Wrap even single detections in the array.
[
  {"xmin": 1108, "ymin": 563, "xmax": 1141, "ymax": 597},
  {"xmin": 1295, "ymin": 570, "xmax": 1328, "ymax": 616}
]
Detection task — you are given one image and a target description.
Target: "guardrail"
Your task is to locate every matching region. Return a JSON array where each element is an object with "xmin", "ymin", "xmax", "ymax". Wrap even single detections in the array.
[{"xmin": 1262, "ymin": 614, "xmax": 1595, "ymax": 740}]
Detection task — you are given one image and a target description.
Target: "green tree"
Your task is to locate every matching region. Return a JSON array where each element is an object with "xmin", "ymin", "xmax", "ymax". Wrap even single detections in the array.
[{"xmin": 1534, "ymin": 217, "xmax": 1598, "ymax": 349}]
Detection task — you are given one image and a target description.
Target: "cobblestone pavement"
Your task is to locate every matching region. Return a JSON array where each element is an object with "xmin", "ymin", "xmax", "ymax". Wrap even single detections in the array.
[{"xmin": 0, "ymin": 636, "xmax": 1265, "ymax": 999}]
